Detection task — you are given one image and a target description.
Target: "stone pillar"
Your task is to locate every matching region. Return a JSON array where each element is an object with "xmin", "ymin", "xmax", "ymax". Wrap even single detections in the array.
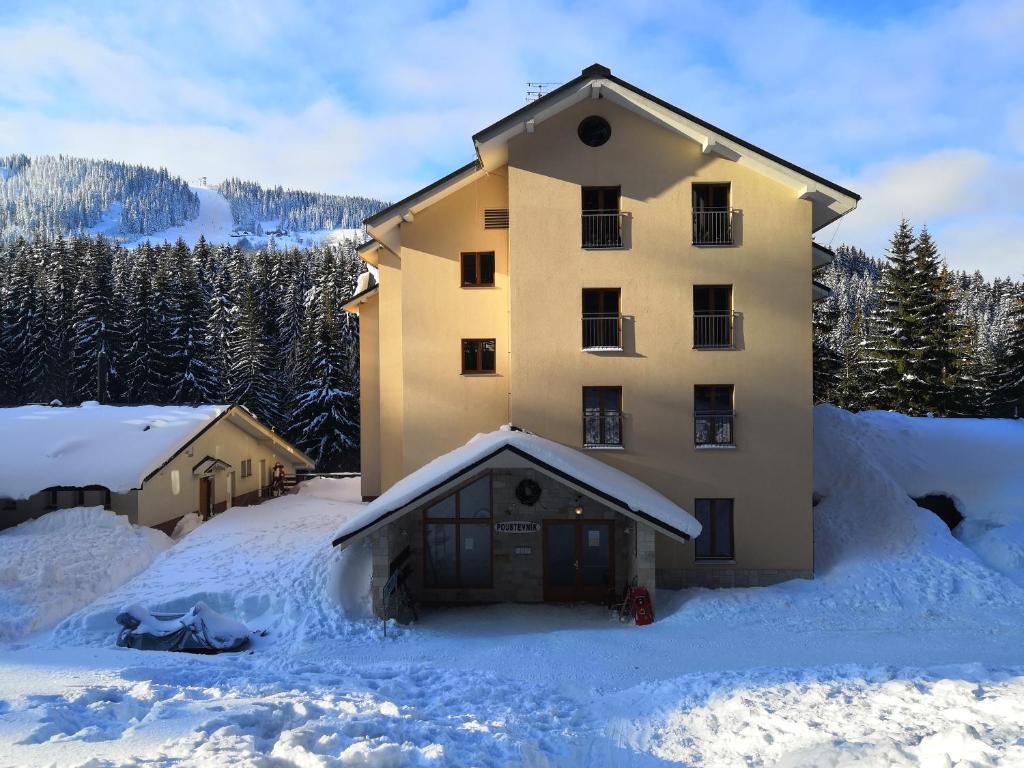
[
  {"xmin": 634, "ymin": 521, "xmax": 657, "ymax": 591},
  {"xmin": 370, "ymin": 527, "xmax": 392, "ymax": 618}
]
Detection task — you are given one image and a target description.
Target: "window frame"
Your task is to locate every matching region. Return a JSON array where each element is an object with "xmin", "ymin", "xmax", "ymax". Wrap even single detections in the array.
[
  {"xmin": 240, "ymin": 459, "xmax": 252, "ymax": 479},
  {"xmin": 422, "ymin": 472, "xmax": 494, "ymax": 589},
  {"xmin": 461, "ymin": 338, "xmax": 497, "ymax": 375},
  {"xmin": 694, "ymin": 498, "xmax": 735, "ymax": 561},
  {"xmin": 582, "ymin": 385, "xmax": 623, "ymax": 448},
  {"xmin": 460, "ymin": 251, "xmax": 496, "ymax": 288},
  {"xmin": 582, "ymin": 288, "xmax": 622, "ymax": 350},
  {"xmin": 694, "ymin": 384, "xmax": 735, "ymax": 447}
]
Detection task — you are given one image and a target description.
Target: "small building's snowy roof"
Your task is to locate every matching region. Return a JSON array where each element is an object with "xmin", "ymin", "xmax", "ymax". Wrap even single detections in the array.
[
  {"xmin": 0, "ymin": 403, "xmax": 230, "ymax": 499},
  {"xmin": 332, "ymin": 425, "xmax": 701, "ymax": 547}
]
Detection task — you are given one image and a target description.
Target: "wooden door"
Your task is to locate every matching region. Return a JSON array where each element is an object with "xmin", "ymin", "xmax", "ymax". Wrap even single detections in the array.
[
  {"xmin": 199, "ymin": 477, "xmax": 213, "ymax": 520},
  {"xmin": 543, "ymin": 520, "xmax": 614, "ymax": 602}
]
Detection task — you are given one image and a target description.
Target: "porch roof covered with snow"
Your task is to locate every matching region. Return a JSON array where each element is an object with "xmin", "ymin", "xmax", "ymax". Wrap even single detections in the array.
[{"xmin": 332, "ymin": 425, "xmax": 701, "ymax": 548}]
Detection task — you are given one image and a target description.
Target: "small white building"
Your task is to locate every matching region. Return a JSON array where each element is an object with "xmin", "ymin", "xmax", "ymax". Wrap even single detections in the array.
[{"xmin": 0, "ymin": 403, "xmax": 314, "ymax": 533}]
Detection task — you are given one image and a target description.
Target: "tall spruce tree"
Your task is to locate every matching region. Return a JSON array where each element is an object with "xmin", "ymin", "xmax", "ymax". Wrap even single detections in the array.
[
  {"xmin": 290, "ymin": 248, "xmax": 357, "ymax": 469},
  {"xmin": 864, "ymin": 219, "xmax": 926, "ymax": 412},
  {"xmin": 169, "ymin": 238, "xmax": 217, "ymax": 402},
  {"xmin": 70, "ymin": 235, "xmax": 115, "ymax": 402}
]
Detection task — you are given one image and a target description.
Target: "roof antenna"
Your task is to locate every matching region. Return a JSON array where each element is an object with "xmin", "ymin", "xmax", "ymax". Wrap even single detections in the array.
[{"xmin": 526, "ymin": 82, "xmax": 558, "ymax": 103}]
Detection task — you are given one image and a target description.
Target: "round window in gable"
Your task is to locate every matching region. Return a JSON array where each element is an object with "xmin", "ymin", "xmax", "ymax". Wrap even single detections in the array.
[{"xmin": 578, "ymin": 115, "xmax": 611, "ymax": 147}]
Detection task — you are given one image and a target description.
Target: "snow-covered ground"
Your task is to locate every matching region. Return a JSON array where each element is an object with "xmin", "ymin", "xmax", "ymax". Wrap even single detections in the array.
[
  {"xmin": 114, "ymin": 186, "xmax": 364, "ymax": 250},
  {"xmin": 1, "ymin": 410, "xmax": 1024, "ymax": 766}
]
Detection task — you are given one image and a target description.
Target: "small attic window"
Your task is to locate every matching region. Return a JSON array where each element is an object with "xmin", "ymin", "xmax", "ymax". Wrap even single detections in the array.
[{"xmin": 578, "ymin": 116, "xmax": 611, "ymax": 147}]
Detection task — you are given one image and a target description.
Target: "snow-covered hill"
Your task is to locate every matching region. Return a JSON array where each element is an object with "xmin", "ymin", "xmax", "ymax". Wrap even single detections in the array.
[
  {"xmin": 0, "ymin": 153, "xmax": 383, "ymax": 248},
  {"xmin": 121, "ymin": 187, "xmax": 367, "ymax": 250}
]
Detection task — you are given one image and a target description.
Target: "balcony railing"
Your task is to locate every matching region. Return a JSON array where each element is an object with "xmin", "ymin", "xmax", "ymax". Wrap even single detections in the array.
[
  {"xmin": 583, "ymin": 410, "xmax": 622, "ymax": 447},
  {"xmin": 693, "ymin": 311, "xmax": 736, "ymax": 349},
  {"xmin": 695, "ymin": 410, "xmax": 734, "ymax": 447},
  {"xmin": 583, "ymin": 313, "xmax": 622, "ymax": 350},
  {"xmin": 692, "ymin": 208, "xmax": 734, "ymax": 246},
  {"xmin": 582, "ymin": 210, "xmax": 623, "ymax": 248}
]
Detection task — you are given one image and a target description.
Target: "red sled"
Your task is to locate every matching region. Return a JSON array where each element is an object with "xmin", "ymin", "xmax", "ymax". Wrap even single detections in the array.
[{"xmin": 630, "ymin": 586, "xmax": 654, "ymax": 626}]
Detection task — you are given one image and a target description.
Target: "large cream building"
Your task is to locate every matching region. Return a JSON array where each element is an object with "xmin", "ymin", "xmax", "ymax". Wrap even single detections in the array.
[{"xmin": 337, "ymin": 64, "xmax": 858, "ymax": 616}]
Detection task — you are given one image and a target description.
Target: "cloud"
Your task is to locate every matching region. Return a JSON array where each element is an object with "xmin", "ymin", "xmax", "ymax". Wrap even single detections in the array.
[
  {"xmin": 0, "ymin": 0, "xmax": 1022, "ymax": 275},
  {"xmin": 818, "ymin": 150, "xmax": 1024, "ymax": 276}
]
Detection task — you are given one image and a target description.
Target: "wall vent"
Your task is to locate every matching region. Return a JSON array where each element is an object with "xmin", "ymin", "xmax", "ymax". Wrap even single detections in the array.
[{"xmin": 484, "ymin": 208, "xmax": 509, "ymax": 229}]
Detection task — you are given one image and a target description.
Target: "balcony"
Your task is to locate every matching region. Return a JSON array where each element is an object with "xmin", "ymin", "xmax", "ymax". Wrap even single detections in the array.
[
  {"xmin": 692, "ymin": 207, "xmax": 734, "ymax": 246},
  {"xmin": 582, "ymin": 312, "xmax": 622, "ymax": 350},
  {"xmin": 695, "ymin": 410, "xmax": 734, "ymax": 447},
  {"xmin": 693, "ymin": 310, "xmax": 736, "ymax": 349},
  {"xmin": 582, "ymin": 210, "xmax": 623, "ymax": 249},
  {"xmin": 583, "ymin": 410, "xmax": 623, "ymax": 448}
]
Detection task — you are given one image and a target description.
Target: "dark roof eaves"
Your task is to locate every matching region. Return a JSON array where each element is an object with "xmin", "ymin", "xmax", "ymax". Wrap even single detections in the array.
[{"xmin": 363, "ymin": 159, "xmax": 481, "ymax": 227}]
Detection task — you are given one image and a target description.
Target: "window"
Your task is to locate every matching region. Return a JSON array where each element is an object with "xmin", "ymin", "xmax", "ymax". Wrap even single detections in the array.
[
  {"xmin": 582, "ymin": 288, "xmax": 621, "ymax": 349},
  {"xmin": 170, "ymin": 470, "xmax": 181, "ymax": 496},
  {"xmin": 694, "ymin": 385, "xmax": 735, "ymax": 447},
  {"xmin": 693, "ymin": 285, "xmax": 733, "ymax": 349},
  {"xmin": 582, "ymin": 186, "xmax": 622, "ymax": 248},
  {"xmin": 692, "ymin": 183, "xmax": 732, "ymax": 245},
  {"xmin": 695, "ymin": 499, "xmax": 734, "ymax": 560},
  {"xmin": 578, "ymin": 115, "xmax": 612, "ymax": 147},
  {"xmin": 583, "ymin": 386, "xmax": 622, "ymax": 447},
  {"xmin": 462, "ymin": 339, "xmax": 496, "ymax": 374},
  {"xmin": 424, "ymin": 474, "xmax": 493, "ymax": 588},
  {"xmin": 240, "ymin": 459, "xmax": 252, "ymax": 478},
  {"xmin": 460, "ymin": 251, "xmax": 495, "ymax": 287}
]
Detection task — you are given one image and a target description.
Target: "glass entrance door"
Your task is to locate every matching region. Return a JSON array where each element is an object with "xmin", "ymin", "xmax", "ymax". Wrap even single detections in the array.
[{"xmin": 543, "ymin": 520, "xmax": 614, "ymax": 602}]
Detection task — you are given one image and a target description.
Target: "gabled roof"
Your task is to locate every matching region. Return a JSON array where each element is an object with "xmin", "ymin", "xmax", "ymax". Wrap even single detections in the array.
[
  {"xmin": 332, "ymin": 425, "xmax": 701, "ymax": 548},
  {"xmin": 0, "ymin": 403, "xmax": 313, "ymax": 500},
  {"xmin": 364, "ymin": 63, "xmax": 858, "ymax": 242}
]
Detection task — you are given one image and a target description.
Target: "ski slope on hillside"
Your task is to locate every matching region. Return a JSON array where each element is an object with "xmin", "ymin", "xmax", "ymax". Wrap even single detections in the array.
[
  {"xmin": 122, "ymin": 186, "xmax": 364, "ymax": 249},
  {"xmin": 122, "ymin": 187, "xmax": 233, "ymax": 248}
]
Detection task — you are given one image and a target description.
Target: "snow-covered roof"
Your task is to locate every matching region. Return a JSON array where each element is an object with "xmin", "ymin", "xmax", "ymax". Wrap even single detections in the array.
[
  {"xmin": 332, "ymin": 425, "xmax": 701, "ymax": 547},
  {"xmin": 0, "ymin": 403, "xmax": 230, "ymax": 499}
]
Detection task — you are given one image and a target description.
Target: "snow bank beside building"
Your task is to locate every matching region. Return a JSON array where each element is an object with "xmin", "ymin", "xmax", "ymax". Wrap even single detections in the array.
[
  {"xmin": 55, "ymin": 479, "xmax": 375, "ymax": 649},
  {"xmin": 0, "ymin": 508, "xmax": 171, "ymax": 641}
]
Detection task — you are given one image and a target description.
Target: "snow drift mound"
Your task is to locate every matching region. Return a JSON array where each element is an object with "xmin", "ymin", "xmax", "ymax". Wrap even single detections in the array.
[
  {"xmin": 670, "ymin": 406, "xmax": 1024, "ymax": 626},
  {"xmin": 54, "ymin": 479, "xmax": 375, "ymax": 650},
  {"xmin": 0, "ymin": 507, "xmax": 171, "ymax": 642}
]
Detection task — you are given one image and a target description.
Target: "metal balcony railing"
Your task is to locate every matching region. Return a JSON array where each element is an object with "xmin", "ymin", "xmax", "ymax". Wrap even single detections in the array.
[
  {"xmin": 695, "ymin": 410, "xmax": 735, "ymax": 447},
  {"xmin": 693, "ymin": 311, "xmax": 736, "ymax": 349},
  {"xmin": 582, "ymin": 313, "xmax": 622, "ymax": 350},
  {"xmin": 583, "ymin": 410, "xmax": 622, "ymax": 447},
  {"xmin": 582, "ymin": 210, "xmax": 623, "ymax": 248},
  {"xmin": 692, "ymin": 208, "xmax": 734, "ymax": 246}
]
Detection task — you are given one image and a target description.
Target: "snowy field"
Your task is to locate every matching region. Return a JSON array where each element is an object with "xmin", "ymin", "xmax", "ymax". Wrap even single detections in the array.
[{"xmin": 1, "ymin": 409, "xmax": 1023, "ymax": 766}]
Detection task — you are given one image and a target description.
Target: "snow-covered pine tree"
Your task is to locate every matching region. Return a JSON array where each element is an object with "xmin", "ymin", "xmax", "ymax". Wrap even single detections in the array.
[
  {"xmin": 0, "ymin": 240, "xmax": 48, "ymax": 403},
  {"xmin": 998, "ymin": 284, "xmax": 1024, "ymax": 417},
  {"xmin": 169, "ymin": 238, "xmax": 217, "ymax": 403},
  {"xmin": 226, "ymin": 258, "xmax": 278, "ymax": 425},
  {"xmin": 863, "ymin": 219, "xmax": 925, "ymax": 412},
  {"xmin": 289, "ymin": 248, "xmax": 357, "ymax": 469},
  {"xmin": 813, "ymin": 290, "xmax": 841, "ymax": 404},
  {"xmin": 911, "ymin": 227, "xmax": 958, "ymax": 414},
  {"xmin": 69, "ymin": 235, "xmax": 116, "ymax": 402}
]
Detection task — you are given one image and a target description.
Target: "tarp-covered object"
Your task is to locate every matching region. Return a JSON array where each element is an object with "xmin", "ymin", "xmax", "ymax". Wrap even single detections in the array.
[{"xmin": 116, "ymin": 602, "xmax": 250, "ymax": 653}]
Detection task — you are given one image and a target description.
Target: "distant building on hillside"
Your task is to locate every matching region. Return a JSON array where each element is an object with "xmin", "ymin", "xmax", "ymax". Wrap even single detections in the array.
[
  {"xmin": 0, "ymin": 403, "xmax": 314, "ymax": 533},
  {"xmin": 337, "ymin": 63, "xmax": 859, "ymax": 618}
]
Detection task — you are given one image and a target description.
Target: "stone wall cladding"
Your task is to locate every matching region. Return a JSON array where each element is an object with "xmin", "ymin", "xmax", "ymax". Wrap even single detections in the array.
[{"xmin": 656, "ymin": 567, "xmax": 813, "ymax": 589}]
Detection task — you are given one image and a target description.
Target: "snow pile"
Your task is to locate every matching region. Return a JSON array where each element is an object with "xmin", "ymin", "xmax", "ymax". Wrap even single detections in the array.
[
  {"xmin": 0, "ymin": 508, "xmax": 171, "ymax": 642},
  {"xmin": 171, "ymin": 512, "xmax": 202, "ymax": 540},
  {"xmin": 56, "ymin": 479, "xmax": 374, "ymax": 649},
  {"xmin": 672, "ymin": 406, "xmax": 1024, "ymax": 626},
  {"xmin": 842, "ymin": 408, "xmax": 1024, "ymax": 583},
  {"xmin": 333, "ymin": 426, "xmax": 701, "ymax": 545},
  {"xmin": 0, "ymin": 403, "xmax": 226, "ymax": 499}
]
